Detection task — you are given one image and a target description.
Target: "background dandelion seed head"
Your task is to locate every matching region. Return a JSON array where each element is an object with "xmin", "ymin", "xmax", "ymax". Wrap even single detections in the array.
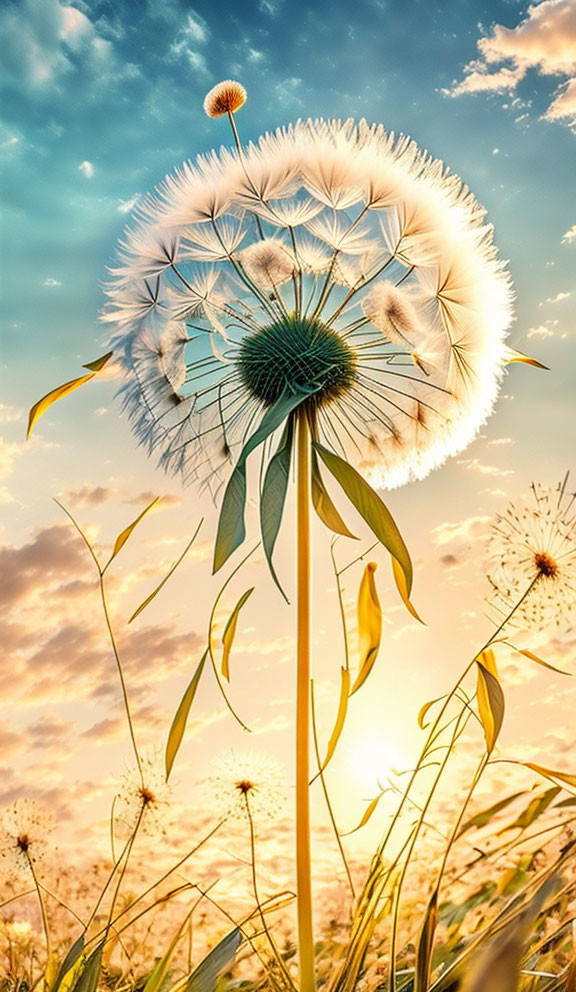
[
  {"xmin": 0, "ymin": 799, "xmax": 54, "ymax": 878},
  {"xmin": 205, "ymin": 750, "xmax": 287, "ymax": 823},
  {"xmin": 487, "ymin": 480, "xmax": 576, "ymax": 631},
  {"xmin": 116, "ymin": 749, "xmax": 171, "ymax": 837}
]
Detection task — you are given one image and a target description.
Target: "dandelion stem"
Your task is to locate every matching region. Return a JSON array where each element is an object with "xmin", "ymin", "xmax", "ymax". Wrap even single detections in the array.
[
  {"xmin": 295, "ymin": 408, "xmax": 316, "ymax": 992},
  {"xmin": 25, "ymin": 853, "xmax": 50, "ymax": 963},
  {"xmin": 244, "ymin": 794, "xmax": 296, "ymax": 989}
]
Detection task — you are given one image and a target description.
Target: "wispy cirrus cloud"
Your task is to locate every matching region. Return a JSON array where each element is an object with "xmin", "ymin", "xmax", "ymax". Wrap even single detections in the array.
[{"xmin": 445, "ymin": 0, "xmax": 576, "ymax": 130}]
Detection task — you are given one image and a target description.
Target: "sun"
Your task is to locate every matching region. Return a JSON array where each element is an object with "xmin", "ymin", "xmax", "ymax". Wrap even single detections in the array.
[{"xmin": 344, "ymin": 734, "xmax": 407, "ymax": 793}]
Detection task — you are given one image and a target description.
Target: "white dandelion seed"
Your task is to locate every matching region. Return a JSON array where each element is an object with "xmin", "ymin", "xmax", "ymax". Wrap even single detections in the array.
[
  {"xmin": 103, "ymin": 111, "xmax": 514, "ymax": 494},
  {"xmin": 0, "ymin": 799, "xmax": 54, "ymax": 878},
  {"xmin": 487, "ymin": 480, "xmax": 576, "ymax": 631},
  {"xmin": 206, "ymin": 750, "xmax": 286, "ymax": 823}
]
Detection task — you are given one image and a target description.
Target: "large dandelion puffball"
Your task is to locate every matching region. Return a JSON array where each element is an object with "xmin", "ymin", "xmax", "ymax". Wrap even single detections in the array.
[{"xmin": 104, "ymin": 118, "xmax": 513, "ymax": 493}]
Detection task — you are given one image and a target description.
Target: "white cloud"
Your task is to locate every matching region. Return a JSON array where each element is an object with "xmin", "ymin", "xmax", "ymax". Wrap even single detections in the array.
[
  {"xmin": 0, "ymin": 0, "xmax": 115, "ymax": 90},
  {"xmin": 117, "ymin": 194, "xmax": 141, "ymax": 214},
  {"xmin": 170, "ymin": 10, "xmax": 210, "ymax": 75},
  {"xmin": 527, "ymin": 320, "xmax": 564, "ymax": 338},
  {"xmin": 539, "ymin": 290, "xmax": 572, "ymax": 304},
  {"xmin": 562, "ymin": 224, "xmax": 576, "ymax": 244},
  {"xmin": 78, "ymin": 160, "xmax": 94, "ymax": 179},
  {"xmin": 445, "ymin": 0, "xmax": 576, "ymax": 130},
  {"xmin": 42, "ymin": 277, "xmax": 62, "ymax": 287}
]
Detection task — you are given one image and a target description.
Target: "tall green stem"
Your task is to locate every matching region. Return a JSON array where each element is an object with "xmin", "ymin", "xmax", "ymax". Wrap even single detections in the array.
[{"xmin": 296, "ymin": 409, "xmax": 315, "ymax": 992}]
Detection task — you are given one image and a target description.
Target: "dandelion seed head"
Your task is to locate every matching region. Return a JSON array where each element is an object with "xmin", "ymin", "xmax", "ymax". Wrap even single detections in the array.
[
  {"xmin": 0, "ymin": 799, "xmax": 54, "ymax": 878},
  {"xmin": 104, "ymin": 117, "xmax": 514, "ymax": 493},
  {"xmin": 487, "ymin": 481, "xmax": 576, "ymax": 630},
  {"xmin": 116, "ymin": 750, "xmax": 171, "ymax": 837},
  {"xmin": 206, "ymin": 750, "xmax": 286, "ymax": 823},
  {"xmin": 204, "ymin": 80, "xmax": 247, "ymax": 118},
  {"xmin": 240, "ymin": 238, "xmax": 295, "ymax": 289}
]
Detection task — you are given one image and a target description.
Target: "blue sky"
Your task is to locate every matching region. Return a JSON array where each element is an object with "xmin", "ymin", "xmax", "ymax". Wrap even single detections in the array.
[{"xmin": 0, "ymin": 0, "xmax": 575, "ymax": 875}]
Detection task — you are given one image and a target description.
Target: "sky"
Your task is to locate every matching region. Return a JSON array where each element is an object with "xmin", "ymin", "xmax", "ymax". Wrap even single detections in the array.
[{"xmin": 0, "ymin": 0, "xmax": 575, "ymax": 929}]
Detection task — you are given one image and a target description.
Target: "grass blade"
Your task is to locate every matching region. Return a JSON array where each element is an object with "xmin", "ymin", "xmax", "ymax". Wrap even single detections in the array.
[
  {"xmin": 221, "ymin": 588, "xmax": 254, "ymax": 681},
  {"xmin": 110, "ymin": 496, "xmax": 160, "ymax": 562},
  {"xmin": 129, "ymin": 519, "xmax": 204, "ymax": 623},
  {"xmin": 166, "ymin": 650, "xmax": 208, "ymax": 780},
  {"xmin": 351, "ymin": 562, "xmax": 382, "ymax": 696}
]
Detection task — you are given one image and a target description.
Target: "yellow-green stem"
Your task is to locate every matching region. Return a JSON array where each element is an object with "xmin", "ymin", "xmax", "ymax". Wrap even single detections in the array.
[{"xmin": 296, "ymin": 409, "xmax": 316, "ymax": 992}]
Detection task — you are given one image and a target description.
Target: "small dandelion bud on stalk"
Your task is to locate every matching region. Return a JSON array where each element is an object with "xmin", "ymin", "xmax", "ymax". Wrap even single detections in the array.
[
  {"xmin": 487, "ymin": 480, "xmax": 576, "ymax": 630},
  {"xmin": 203, "ymin": 80, "xmax": 247, "ymax": 119}
]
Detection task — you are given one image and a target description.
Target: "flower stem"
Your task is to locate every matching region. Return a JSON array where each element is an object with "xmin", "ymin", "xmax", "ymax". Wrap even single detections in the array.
[
  {"xmin": 26, "ymin": 854, "xmax": 50, "ymax": 963},
  {"xmin": 296, "ymin": 409, "xmax": 316, "ymax": 992}
]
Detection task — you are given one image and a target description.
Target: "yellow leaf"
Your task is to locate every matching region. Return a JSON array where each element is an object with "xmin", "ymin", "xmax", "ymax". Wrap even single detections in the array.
[
  {"xmin": 221, "ymin": 588, "xmax": 254, "ymax": 682},
  {"xmin": 82, "ymin": 351, "xmax": 114, "ymax": 372},
  {"xmin": 414, "ymin": 888, "xmax": 439, "ymax": 992},
  {"xmin": 351, "ymin": 562, "xmax": 382, "ymax": 695},
  {"xmin": 418, "ymin": 694, "xmax": 446, "ymax": 730},
  {"xmin": 392, "ymin": 556, "xmax": 425, "ymax": 624},
  {"xmin": 524, "ymin": 762, "xmax": 576, "ymax": 790},
  {"xmin": 343, "ymin": 788, "xmax": 387, "ymax": 834},
  {"xmin": 504, "ymin": 347, "xmax": 549, "ymax": 370},
  {"xmin": 166, "ymin": 651, "xmax": 207, "ymax": 780},
  {"xmin": 27, "ymin": 373, "xmax": 95, "ymax": 439},
  {"xmin": 129, "ymin": 521, "xmax": 203, "ymax": 623},
  {"xmin": 110, "ymin": 497, "xmax": 160, "ymax": 561},
  {"xmin": 476, "ymin": 660, "xmax": 505, "ymax": 753},
  {"xmin": 322, "ymin": 667, "xmax": 351, "ymax": 770},
  {"xmin": 478, "ymin": 648, "xmax": 498, "ymax": 678},
  {"xmin": 511, "ymin": 645, "xmax": 571, "ymax": 676}
]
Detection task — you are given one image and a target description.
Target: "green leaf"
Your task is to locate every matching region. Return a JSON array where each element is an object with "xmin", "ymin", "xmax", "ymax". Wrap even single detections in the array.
[
  {"xmin": 313, "ymin": 442, "xmax": 413, "ymax": 596},
  {"xmin": 260, "ymin": 417, "xmax": 294, "ymax": 599},
  {"xmin": 129, "ymin": 520, "xmax": 203, "ymax": 623},
  {"xmin": 221, "ymin": 588, "xmax": 254, "ymax": 681},
  {"xmin": 311, "ymin": 449, "xmax": 357, "ymax": 539},
  {"xmin": 351, "ymin": 562, "xmax": 382, "ymax": 696},
  {"xmin": 52, "ymin": 935, "xmax": 85, "ymax": 992},
  {"xmin": 186, "ymin": 928, "xmax": 242, "ymax": 992},
  {"xmin": 458, "ymin": 792, "xmax": 525, "ymax": 838},
  {"xmin": 27, "ymin": 372, "xmax": 96, "ymax": 439},
  {"xmin": 322, "ymin": 666, "xmax": 351, "ymax": 770},
  {"xmin": 476, "ymin": 660, "xmax": 505, "ymax": 754},
  {"xmin": 143, "ymin": 920, "xmax": 185, "ymax": 992},
  {"xmin": 110, "ymin": 497, "xmax": 160, "ymax": 561},
  {"xmin": 70, "ymin": 943, "xmax": 104, "ymax": 992},
  {"xmin": 415, "ymin": 888, "xmax": 438, "ymax": 992},
  {"xmin": 213, "ymin": 390, "xmax": 312, "ymax": 573},
  {"xmin": 166, "ymin": 651, "xmax": 208, "ymax": 780}
]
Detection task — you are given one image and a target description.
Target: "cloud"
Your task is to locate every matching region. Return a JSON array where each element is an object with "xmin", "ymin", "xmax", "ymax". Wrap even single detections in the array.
[
  {"xmin": 562, "ymin": 224, "xmax": 576, "ymax": 243},
  {"xmin": 78, "ymin": 160, "xmax": 94, "ymax": 178},
  {"xmin": 432, "ymin": 515, "xmax": 491, "ymax": 547},
  {"xmin": 169, "ymin": 10, "xmax": 210, "ymax": 75},
  {"xmin": 43, "ymin": 277, "xmax": 62, "ymax": 287},
  {"xmin": 0, "ymin": 0, "xmax": 115, "ymax": 91},
  {"xmin": 0, "ymin": 404, "xmax": 23, "ymax": 424},
  {"xmin": 445, "ymin": 0, "xmax": 576, "ymax": 130},
  {"xmin": 527, "ymin": 320, "xmax": 566, "ymax": 338},
  {"xmin": 540, "ymin": 290, "xmax": 572, "ymax": 304},
  {"xmin": 117, "ymin": 194, "xmax": 141, "ymax": 214},
  {"xmin": 458, "ymin": 458, "xmax": 514, "ymax": 478}
]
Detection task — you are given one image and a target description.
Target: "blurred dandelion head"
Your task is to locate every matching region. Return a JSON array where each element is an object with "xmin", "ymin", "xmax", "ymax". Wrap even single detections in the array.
[
  {"xmin": 204, "ymin": 80, "xmax": 247, "ymax": 118},
  {"xmin": 116, "ymin": 750, "xmax": 171, "ymax": 836},
  {"xmin": 487, "ymin": 479, "xmax": 576, "ymax": 630},
  {"xmin": 0, "ymin": 799, "xmax": 54, "ymax": 878},
  {"xmin": 104, "ymin": 102, "xmax": 513, "ymax": 494},
  {"xmin": 207, "ymin": 750, "xmax": 286, "ymax": 823}
]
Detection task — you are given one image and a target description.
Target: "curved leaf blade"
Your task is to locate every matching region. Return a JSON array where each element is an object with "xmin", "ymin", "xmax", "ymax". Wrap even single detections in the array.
[
  {"xmin": 311, "ymin": 450, "xmax": 357, "ymax": 539},
  {"xmin": 27, "ymin": 373, "xmax": 96, "ymax": 439},
  {"xmin": 314, "ymin": 442, "xmax": 413, "ymax": 596},
  {"xmin": 260, "ymin": 418, "xmax": 294, "ymax": 599},
  {"xmin": 415, "ymin": 888, "xmax": 438, "ymax": 992},
  {"xmin": 221, "ymin": 588, "xmax": 254, "ymax": 681},
  {"xmin": 504, "ymin": 346, "xmax": 549, "ymax": 370},
  {"xmin": 476, "ymin": 660, "xmax": 505, "ymax": 754},
  {"xmin": 82, "ymin": 351, "xmax": 113, "ymax": 372},
  {"xmin": 52, "ymin": 935, "xmax": 85, "ymax": 992},
  {"xmin": 186, "ymin": 927, "xmax": 242, "ymax": 992},
  {"xmin": 129, "ymin": 520, "xmax": 203, "ymax": 623},
  {"xmin": 322, "ymin": 666, "xmax": 351, "ymax": 770},
  {"xmin": 70, "ymin": 943, "xmax": 104, "ymax": 992},
  {"xmin": 343, "ymin": 788, "xmax": 387, "ymax": 835},
  {"xmin": 458, "ymin": 791, "xmax": 525, "ymax": 838},
  {"xmin": 351, "ymin": 562, "xmax": 382, "ymax": 696},
  {"xmin": 524, "ymin": 762, "xmax": 576, "ymax": 790},
  {"xmin": 213, "ymin": 390, "xmax": 312, "ymax": 573},
  {"xmin": 392, "ymin": 556, "xmax": 424, "ymax": 623},
  {"xmin": 110, "ymin": 496, "xmax": 160, "ymax": 561},
  {"xmin": 166, "ymin": 650, "xmax": 208, "ymax": 780}
]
